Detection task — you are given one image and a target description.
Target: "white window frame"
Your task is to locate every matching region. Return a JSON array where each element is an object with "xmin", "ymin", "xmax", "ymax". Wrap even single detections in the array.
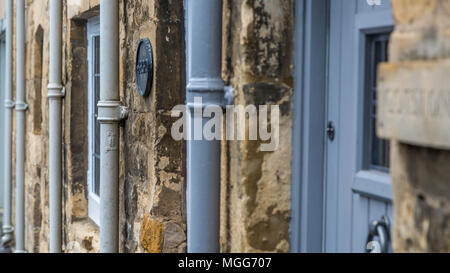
[
  {"xmin": 87, "ymin": 17, "xmax": 100, "ymax": 225},
  {"xmin": 0, "ymin": 22, "xmax": 6, "ymax": 210}
]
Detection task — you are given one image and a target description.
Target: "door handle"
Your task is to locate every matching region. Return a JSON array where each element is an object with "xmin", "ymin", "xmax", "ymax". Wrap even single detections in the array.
[
  {"xmin": 326, "ymin": 121, "xmax": 335, "ymax": 141},
  {"xmin": 366, "ymin": 215, "xmax": 391, "ymax": 253}
]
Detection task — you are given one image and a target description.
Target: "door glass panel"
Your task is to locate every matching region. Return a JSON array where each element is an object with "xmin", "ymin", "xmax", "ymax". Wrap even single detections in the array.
[{"xmin": 366, "ymin": 33, "xmax": 391, "ymax": 172}]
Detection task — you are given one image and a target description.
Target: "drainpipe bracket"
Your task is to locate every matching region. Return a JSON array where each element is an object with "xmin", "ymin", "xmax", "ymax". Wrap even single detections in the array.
[
  {"xmin": 97, "ymin": 100, "xmax": 128, "ymax": 124},
  {"xmin": 224, "ymin": 86, "xmax": 234, "ymax": 105},
  {"xmin": 48, "ymin": 83, "xmax": 65, "ymax": 99},
  {"xmin": 15, "ymin": 101, "xmax": 28, "ymax": 112},
  {"xmin": 186, "ymin": 77, "xmax": 226, "ymax": 108}
]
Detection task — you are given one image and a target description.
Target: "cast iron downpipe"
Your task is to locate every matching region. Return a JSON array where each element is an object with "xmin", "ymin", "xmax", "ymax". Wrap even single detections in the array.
[
  {"xmin": 1, "ymin": 0, "xmax": 14, "ymax": 248},
  {"xmin": 48, "ymin": 0, "xmax": 64, "ymax": 253},
  {"xmin": 98, "ymin": 0, "xmax": 127, "ymax": 253},
  {"xmin": 185, "ymin": 0, "xmax": 224, "ymax": 253},
  {"xmin": 15, "ymin": 0, "xmax": 27, "ymax": 253}
]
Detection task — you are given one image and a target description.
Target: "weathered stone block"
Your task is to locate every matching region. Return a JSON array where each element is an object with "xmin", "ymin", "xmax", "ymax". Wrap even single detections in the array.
[
  {"xmin": 391, "ymin": 142, "xmax": 450, "ymax": 252},
  {"xmin": 384, "ymin": 0, "xmax": 450, "ymax": 253},
  {"xmin": 377, "ymin": 60, "xmax": 450, "ymax": 149},
  {"xmin": 392, "ymin": 0, "xmax": 436, "ymax": 24},
  {"xmin": 222, "ymin": 0, "xmax": 294, "ymax": 253}
]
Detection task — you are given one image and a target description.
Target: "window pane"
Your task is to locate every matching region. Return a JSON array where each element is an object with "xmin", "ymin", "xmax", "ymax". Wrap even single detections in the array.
[
  {"xmin": 92, "ymin": 34, "xmax": 101, "ymax": 196},
  {"xmin": 95, "ymin": 76, "xmax": 100, "ymax": 155},
  {"xmin": 95, "ymin": 156, "xmax": 100, "ymax": 196},
  {"xmin": 94, "ymin": 36, "xmax": 100, "ymax": 74}
]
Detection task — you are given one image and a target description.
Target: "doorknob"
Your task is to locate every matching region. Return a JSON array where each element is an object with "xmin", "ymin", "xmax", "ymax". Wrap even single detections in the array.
[
  {"xmin": 326, "ymin": 121, "xmax": 335, "ymax": 141},
  {"xmin": 366, "ymin": 215, "xmax": 391, "ymax": 253}
]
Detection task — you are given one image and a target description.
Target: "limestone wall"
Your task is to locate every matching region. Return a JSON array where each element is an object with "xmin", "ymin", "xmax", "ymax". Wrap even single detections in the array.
[
  {"xmin": 16, "ymin": 0, "xmax": 186, "ymax": 253},
  {"xmin": 220, "ymin": 0, "xmax": 294, "ymax": 253},
  {"xmin": 9, "ymin": 0, "xmax": 297, "ymax": 253},
  {"xmin": 381, "ymin": 0, "xmax": 450, "ymax": 252}
]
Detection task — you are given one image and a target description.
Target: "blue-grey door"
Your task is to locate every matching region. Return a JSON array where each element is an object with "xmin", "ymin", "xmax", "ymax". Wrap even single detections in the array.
[
  {"xmin": 324, "ymin": 0, "xmax": 394, "ymax": 253},
  {"xmin": 0, "ymin": 36, "xmax": 6, "ymax": 209}
]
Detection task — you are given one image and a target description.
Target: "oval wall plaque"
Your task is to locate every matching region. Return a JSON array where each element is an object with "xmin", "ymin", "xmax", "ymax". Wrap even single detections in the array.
[{"xmin": 136, "ymin": 38, "xmax": 153, "ymax": 97}]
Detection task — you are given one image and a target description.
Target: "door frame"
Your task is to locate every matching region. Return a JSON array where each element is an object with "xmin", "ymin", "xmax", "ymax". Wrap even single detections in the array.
[{"xmin": 290, "ymin": 0, "xmax": 329, "ymax": 253}]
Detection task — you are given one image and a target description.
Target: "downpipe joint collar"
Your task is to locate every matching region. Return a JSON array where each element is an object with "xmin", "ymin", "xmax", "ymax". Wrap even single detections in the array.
[
  {"xmin": 15, "ymin": 101, "xmax": 28, "ymax": 112},
  {"xmin": 97, "ymin": 100, "xmax": 129, "ymax": 124},
  {"xmin": 47, "ymin": 83, "xmax": 65, "ymax": 99},
  {"xmin": 5, "ymin": 99, "xmax": 15, "ymax": 109}
]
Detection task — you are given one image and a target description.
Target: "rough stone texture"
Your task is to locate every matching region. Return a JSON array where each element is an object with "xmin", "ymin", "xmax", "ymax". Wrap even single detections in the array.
[
  {"xmin": 221, "ymin": 0, "xmax": 294, "ymax": 253},
  {"xmin": 23, "ymin": 0, "xmax": 51, "ymax": 253},
  {"xmin": 390, "ymin": 0, "xmax": 450, "ymax": 61},
  {"xmin": 390, "ymin": 142, "xmax": 450, "ymax": 252},
  {"xmin": 119, "ymin": 0, "xmax": 186, "ymax": 253},
  {"xmin": 10, "ymin": 0, "xmax": 186, "ymax": 253},
  {"xmin": 384, "ymin": 0, "xmax": 450, "ymax": 252},
  {"xmin": 5, "ymin": 0, "xmax": 295, "ymax": 253},
  {"xmin": 139, "ymin": 214, "xmax": 164, "ymax": 253}
]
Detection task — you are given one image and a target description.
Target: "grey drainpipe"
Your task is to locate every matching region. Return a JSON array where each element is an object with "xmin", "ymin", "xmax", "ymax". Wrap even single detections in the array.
[
  {"xmin": 15, "ymin": 0, "xmax": 28, "ymax": 253},
  {"xmin": 1, "ymin": 0, "xmax": 14, "ymax": 248},
  {"xmin": 98, "ymin": 0, "xmax": 127, "ymax": 253},
  {"xmin": 185, "ymin": 0, "xmax": 224, "ymax": 253},
  {"xmin": 48, "ymin": 0, "xmax": 64, "ymax": 253}
]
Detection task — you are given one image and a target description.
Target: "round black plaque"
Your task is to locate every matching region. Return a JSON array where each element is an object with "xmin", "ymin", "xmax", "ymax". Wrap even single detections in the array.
[{"xmin": 136, "ymin": 39, "xmax": 153, "ymax": 97}]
